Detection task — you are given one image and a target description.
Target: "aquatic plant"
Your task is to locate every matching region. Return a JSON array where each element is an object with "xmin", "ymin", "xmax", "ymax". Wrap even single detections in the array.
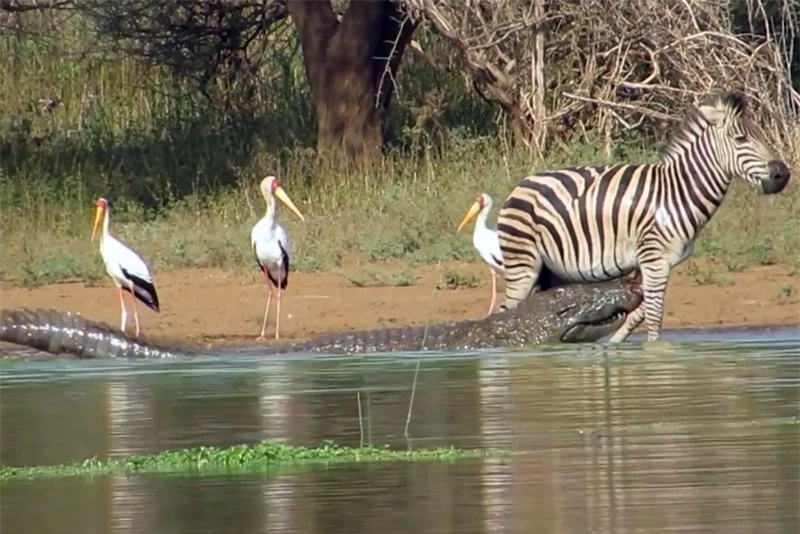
[{"xmin": 0, "ymin": 440, "xmax": 499, "ymax": 482}]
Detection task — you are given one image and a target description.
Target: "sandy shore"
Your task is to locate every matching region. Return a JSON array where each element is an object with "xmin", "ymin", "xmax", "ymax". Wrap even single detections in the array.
[{"xmin": 1, "ymin": 259, "xmax": 798, "ymax": 348}]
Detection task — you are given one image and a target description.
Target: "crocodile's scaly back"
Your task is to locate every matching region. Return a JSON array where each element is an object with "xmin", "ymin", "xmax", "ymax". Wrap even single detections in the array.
[
  {"xmin": 284, "ymin": 319, "xmax": 484, "ymax": 354},
  {"xmin": 285, "ymin": 278, "xmax": 637, "ymax": 354}
]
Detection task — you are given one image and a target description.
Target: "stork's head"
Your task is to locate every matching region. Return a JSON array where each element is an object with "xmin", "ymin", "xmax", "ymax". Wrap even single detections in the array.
[
  {"xmin": 91, "ymin": 197, "xmax": 109, "ymax": 242},
  {"xmin": 457, "ymin": 193, "xmax": 492, "ymax": 233},
  {"xmin": 259, "ymin": 176, "xmax": 305, "ymax": 222}
]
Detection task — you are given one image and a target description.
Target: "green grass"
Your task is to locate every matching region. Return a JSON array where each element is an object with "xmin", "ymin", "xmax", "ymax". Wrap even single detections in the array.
[
  {"xmin": 0, "ymin": 440, "xmax": 497, "ymax": 482},
  {"xmin": 2, "ymin": 137, "xmax": 799, "ymax": 287}
]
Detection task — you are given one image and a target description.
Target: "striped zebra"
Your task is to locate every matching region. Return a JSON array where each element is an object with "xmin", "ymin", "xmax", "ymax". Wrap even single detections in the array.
[{"xmin": 495, "ymin": 90, "xmax": 791, "ymax": 342}]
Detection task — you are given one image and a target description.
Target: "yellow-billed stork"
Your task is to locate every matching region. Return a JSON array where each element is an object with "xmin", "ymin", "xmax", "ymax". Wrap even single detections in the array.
[
  {"xmin": 91, "ymin": 197, "xmax": 160, "ymax": 337},
  {"xmin": 251, "ymin": 176, "xmax": 306, "ymax": 341},
  {"xmin": 457, "ymin": 193, "xmax": 505, "ymax": 316}
]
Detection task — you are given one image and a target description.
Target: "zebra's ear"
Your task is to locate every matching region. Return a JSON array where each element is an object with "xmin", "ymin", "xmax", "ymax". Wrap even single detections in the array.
[
  {"xmin": 696, "ymin": 101, "xmax": 727, "ymax": 126},
  {"xmin": 720, "ymin": 91, "xmax": 748, "ymax": 116},
  {"xmin": 697, "ymin": 90, "xmax": 748, "ymax": 126}
]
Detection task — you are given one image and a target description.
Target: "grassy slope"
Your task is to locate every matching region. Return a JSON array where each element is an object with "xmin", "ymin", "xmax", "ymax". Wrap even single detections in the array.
[{"xmin": 3, "ymin": 137, "xmax": 798, "ymax": 287}]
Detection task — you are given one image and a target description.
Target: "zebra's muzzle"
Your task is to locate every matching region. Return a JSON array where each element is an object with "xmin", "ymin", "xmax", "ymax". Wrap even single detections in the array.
[{"xmin": 762, "ymin": 160, "xmax": 791, "ymax": 195}]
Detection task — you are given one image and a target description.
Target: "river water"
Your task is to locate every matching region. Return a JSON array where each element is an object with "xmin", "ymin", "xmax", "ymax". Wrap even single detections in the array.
[{"xmin": 1, "ymin": 327, "xmax": 798, "ymax": 533}]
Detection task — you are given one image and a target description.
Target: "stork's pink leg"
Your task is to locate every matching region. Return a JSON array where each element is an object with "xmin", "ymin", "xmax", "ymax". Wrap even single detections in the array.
[
  {"xmin": 257, "ymin": 271, "xmax": 273, "ymax": 341},
  {"xmin": 275, "ymin": 271, "xmax": 283, "ymax": 340},
  {"xmin": 117, "ymin": 286, "xmax": 128, "ymax": 333},
  {"xmin": 487, "ymin": 269, "xmax": 497, "ymax": 317},
  {"xmin": 130, "ymin": 287, "xmax": 141, "ymax": 338}
]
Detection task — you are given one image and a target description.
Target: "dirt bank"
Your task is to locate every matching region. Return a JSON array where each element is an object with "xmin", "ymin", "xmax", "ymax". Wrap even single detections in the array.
[{"xmin": 1, "ymin": 258, "xmax": 798, "ymax": 348}]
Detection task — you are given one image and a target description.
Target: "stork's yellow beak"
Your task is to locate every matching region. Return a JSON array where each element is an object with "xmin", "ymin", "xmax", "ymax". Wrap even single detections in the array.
[
  {"xmin": 274, "ymin": 186, "xmax": 306, "ymax": 222},
  {"xmin": 91, "ymin": 205, "xmax": 104, "ymax": 242},
  {"xmin": 457, "ymin": 201, "xmax": 481, "ymax": 233}
]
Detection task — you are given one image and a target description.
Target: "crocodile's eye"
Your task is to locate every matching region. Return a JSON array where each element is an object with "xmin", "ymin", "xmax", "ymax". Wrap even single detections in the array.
[{"xmin": 556, "ymin": 304, "xmax": 577, "ymax": 317}]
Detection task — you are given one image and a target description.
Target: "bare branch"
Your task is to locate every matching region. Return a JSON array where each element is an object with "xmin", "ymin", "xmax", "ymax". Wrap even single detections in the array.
[
  {"xmin": 78, "ymin": 0, "xmax": 289, "ymax": 104},
  {"xmin": 403, "ymin": 0, "xmax": 536, "ymax": 144},
  {"xmin": 399, "ymin": 0, "xmax": 800, "ymax": 155}
]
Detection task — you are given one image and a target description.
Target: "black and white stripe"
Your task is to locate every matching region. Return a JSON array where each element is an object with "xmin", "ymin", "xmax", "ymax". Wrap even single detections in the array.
[{"xmin": 495, "ymin": 90, "xmax": 791, "ymax": 342}]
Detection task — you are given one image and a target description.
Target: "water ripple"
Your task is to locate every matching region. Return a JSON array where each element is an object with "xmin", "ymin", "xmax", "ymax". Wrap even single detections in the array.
[{"xmin": 1, "ymin": 327, "xmax": 798, "ymax": 533}]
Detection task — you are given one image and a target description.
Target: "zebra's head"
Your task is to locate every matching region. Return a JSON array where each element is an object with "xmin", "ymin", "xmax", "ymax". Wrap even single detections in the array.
[{"xmin": 696, "ymin": 91, "xmax": 790, "ymax": 195}]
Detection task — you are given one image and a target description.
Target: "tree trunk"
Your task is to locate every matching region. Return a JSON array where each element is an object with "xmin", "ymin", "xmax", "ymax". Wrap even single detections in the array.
[
  {"xmin": 286, "ymin": 0, "xmax": 417, "ymax": 168},
  {"xmin": 527, "ymin": 0, "xmax": 546, "ymax": 158}
]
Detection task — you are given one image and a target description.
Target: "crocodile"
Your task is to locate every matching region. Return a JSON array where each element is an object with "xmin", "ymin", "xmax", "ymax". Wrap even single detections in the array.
[{"xmin": 0, "ymin": 276, "xmax": 642, "ymax": 360}]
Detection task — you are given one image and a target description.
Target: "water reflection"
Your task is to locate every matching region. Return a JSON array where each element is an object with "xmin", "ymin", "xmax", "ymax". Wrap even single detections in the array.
[
  {"xmin": 479, "ymin": 356, "xmax": 514, "ymax": 534},
  {"xmin": 1, "ymin": 336, "xmax": 798, "ymax": 533},
  {"xmin": 257, "ymin": 361, "xmax": 292, "ymax": 443},
  {"xmin": 107, "ymin": 381, "xmax": 154, "ymax": 533},
  {"xmin": 261, "ymin": 473, "xmax": 294, "ymax": 534},
  {"xmin": 257, "ymin": 361, "xmax": 294, "ymax": 532}
]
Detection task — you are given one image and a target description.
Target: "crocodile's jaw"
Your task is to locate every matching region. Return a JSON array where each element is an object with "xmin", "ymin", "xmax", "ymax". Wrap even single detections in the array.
[
  {"xmin": 558, "ymin": 284, "xmax": 643, "ymax": 343},
  {"xmin": 560, "ymin": 304, "xmax": 632, "ymax": 342}
]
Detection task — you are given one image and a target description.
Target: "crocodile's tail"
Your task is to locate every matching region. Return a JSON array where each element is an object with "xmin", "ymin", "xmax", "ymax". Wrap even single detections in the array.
[{"xmin": 0, "ymin": 308, "xmax": 188, "ymax": 359}]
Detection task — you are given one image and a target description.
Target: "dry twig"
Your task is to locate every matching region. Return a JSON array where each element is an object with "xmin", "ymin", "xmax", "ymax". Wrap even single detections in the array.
[{"xmin": 401, "ymin": 0, "xmax": 800, "ymax": 156}]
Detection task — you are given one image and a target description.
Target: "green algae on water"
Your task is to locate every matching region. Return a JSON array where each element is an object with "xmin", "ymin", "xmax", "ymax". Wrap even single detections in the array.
[{"xmin": 0, "ymin": 440, "xmax": 499, "ymax": 482}]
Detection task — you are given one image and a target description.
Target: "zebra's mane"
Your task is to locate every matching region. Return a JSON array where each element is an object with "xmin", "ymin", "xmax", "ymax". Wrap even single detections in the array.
[{"xmin": 658, "ymin": 91, "xmax": 749, "ymax": 163}]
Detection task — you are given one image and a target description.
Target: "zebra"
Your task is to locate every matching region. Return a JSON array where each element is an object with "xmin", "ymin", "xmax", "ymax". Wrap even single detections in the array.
[{"xmin": 494, "ymin": 90, "xmax": 791, "ymax": 342}]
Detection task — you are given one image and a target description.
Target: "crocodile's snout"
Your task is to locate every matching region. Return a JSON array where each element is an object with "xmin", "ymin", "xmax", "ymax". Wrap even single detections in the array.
[{"xmin": 558, "ymin": 276, "xmax": 644, "ymax": 343}]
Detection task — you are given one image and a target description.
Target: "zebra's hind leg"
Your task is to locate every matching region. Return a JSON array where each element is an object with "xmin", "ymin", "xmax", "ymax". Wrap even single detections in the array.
[
  {"xmin": 498, "ymin": 255, "xmax": 544, "ymax": 312},
  {"xmin": 608, "ymin": 260, "xmax": 671, "ymax": 343}
]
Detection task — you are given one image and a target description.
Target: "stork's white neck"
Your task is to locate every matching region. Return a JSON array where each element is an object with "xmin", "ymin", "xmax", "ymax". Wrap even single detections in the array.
[
  {"xmin": 263, "ymin": 195, "xmax": 277, "ymax": 228},
  {"xmin": 475, "ymin": 203, "xmax": 491, "ymax": 234},
  {"xmin": 99, "ymin": 207, "xmax": 111, "ymax": 244}
]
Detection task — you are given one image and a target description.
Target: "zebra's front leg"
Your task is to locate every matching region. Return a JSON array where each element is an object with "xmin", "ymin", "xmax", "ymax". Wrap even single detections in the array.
[
  {"xmin": 607, "ymin": 303, "xmax": 645, "ymax": 343},
  {"xmin": 608, "ymin": 260, "xmax": 671, "ymax": 343}
]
